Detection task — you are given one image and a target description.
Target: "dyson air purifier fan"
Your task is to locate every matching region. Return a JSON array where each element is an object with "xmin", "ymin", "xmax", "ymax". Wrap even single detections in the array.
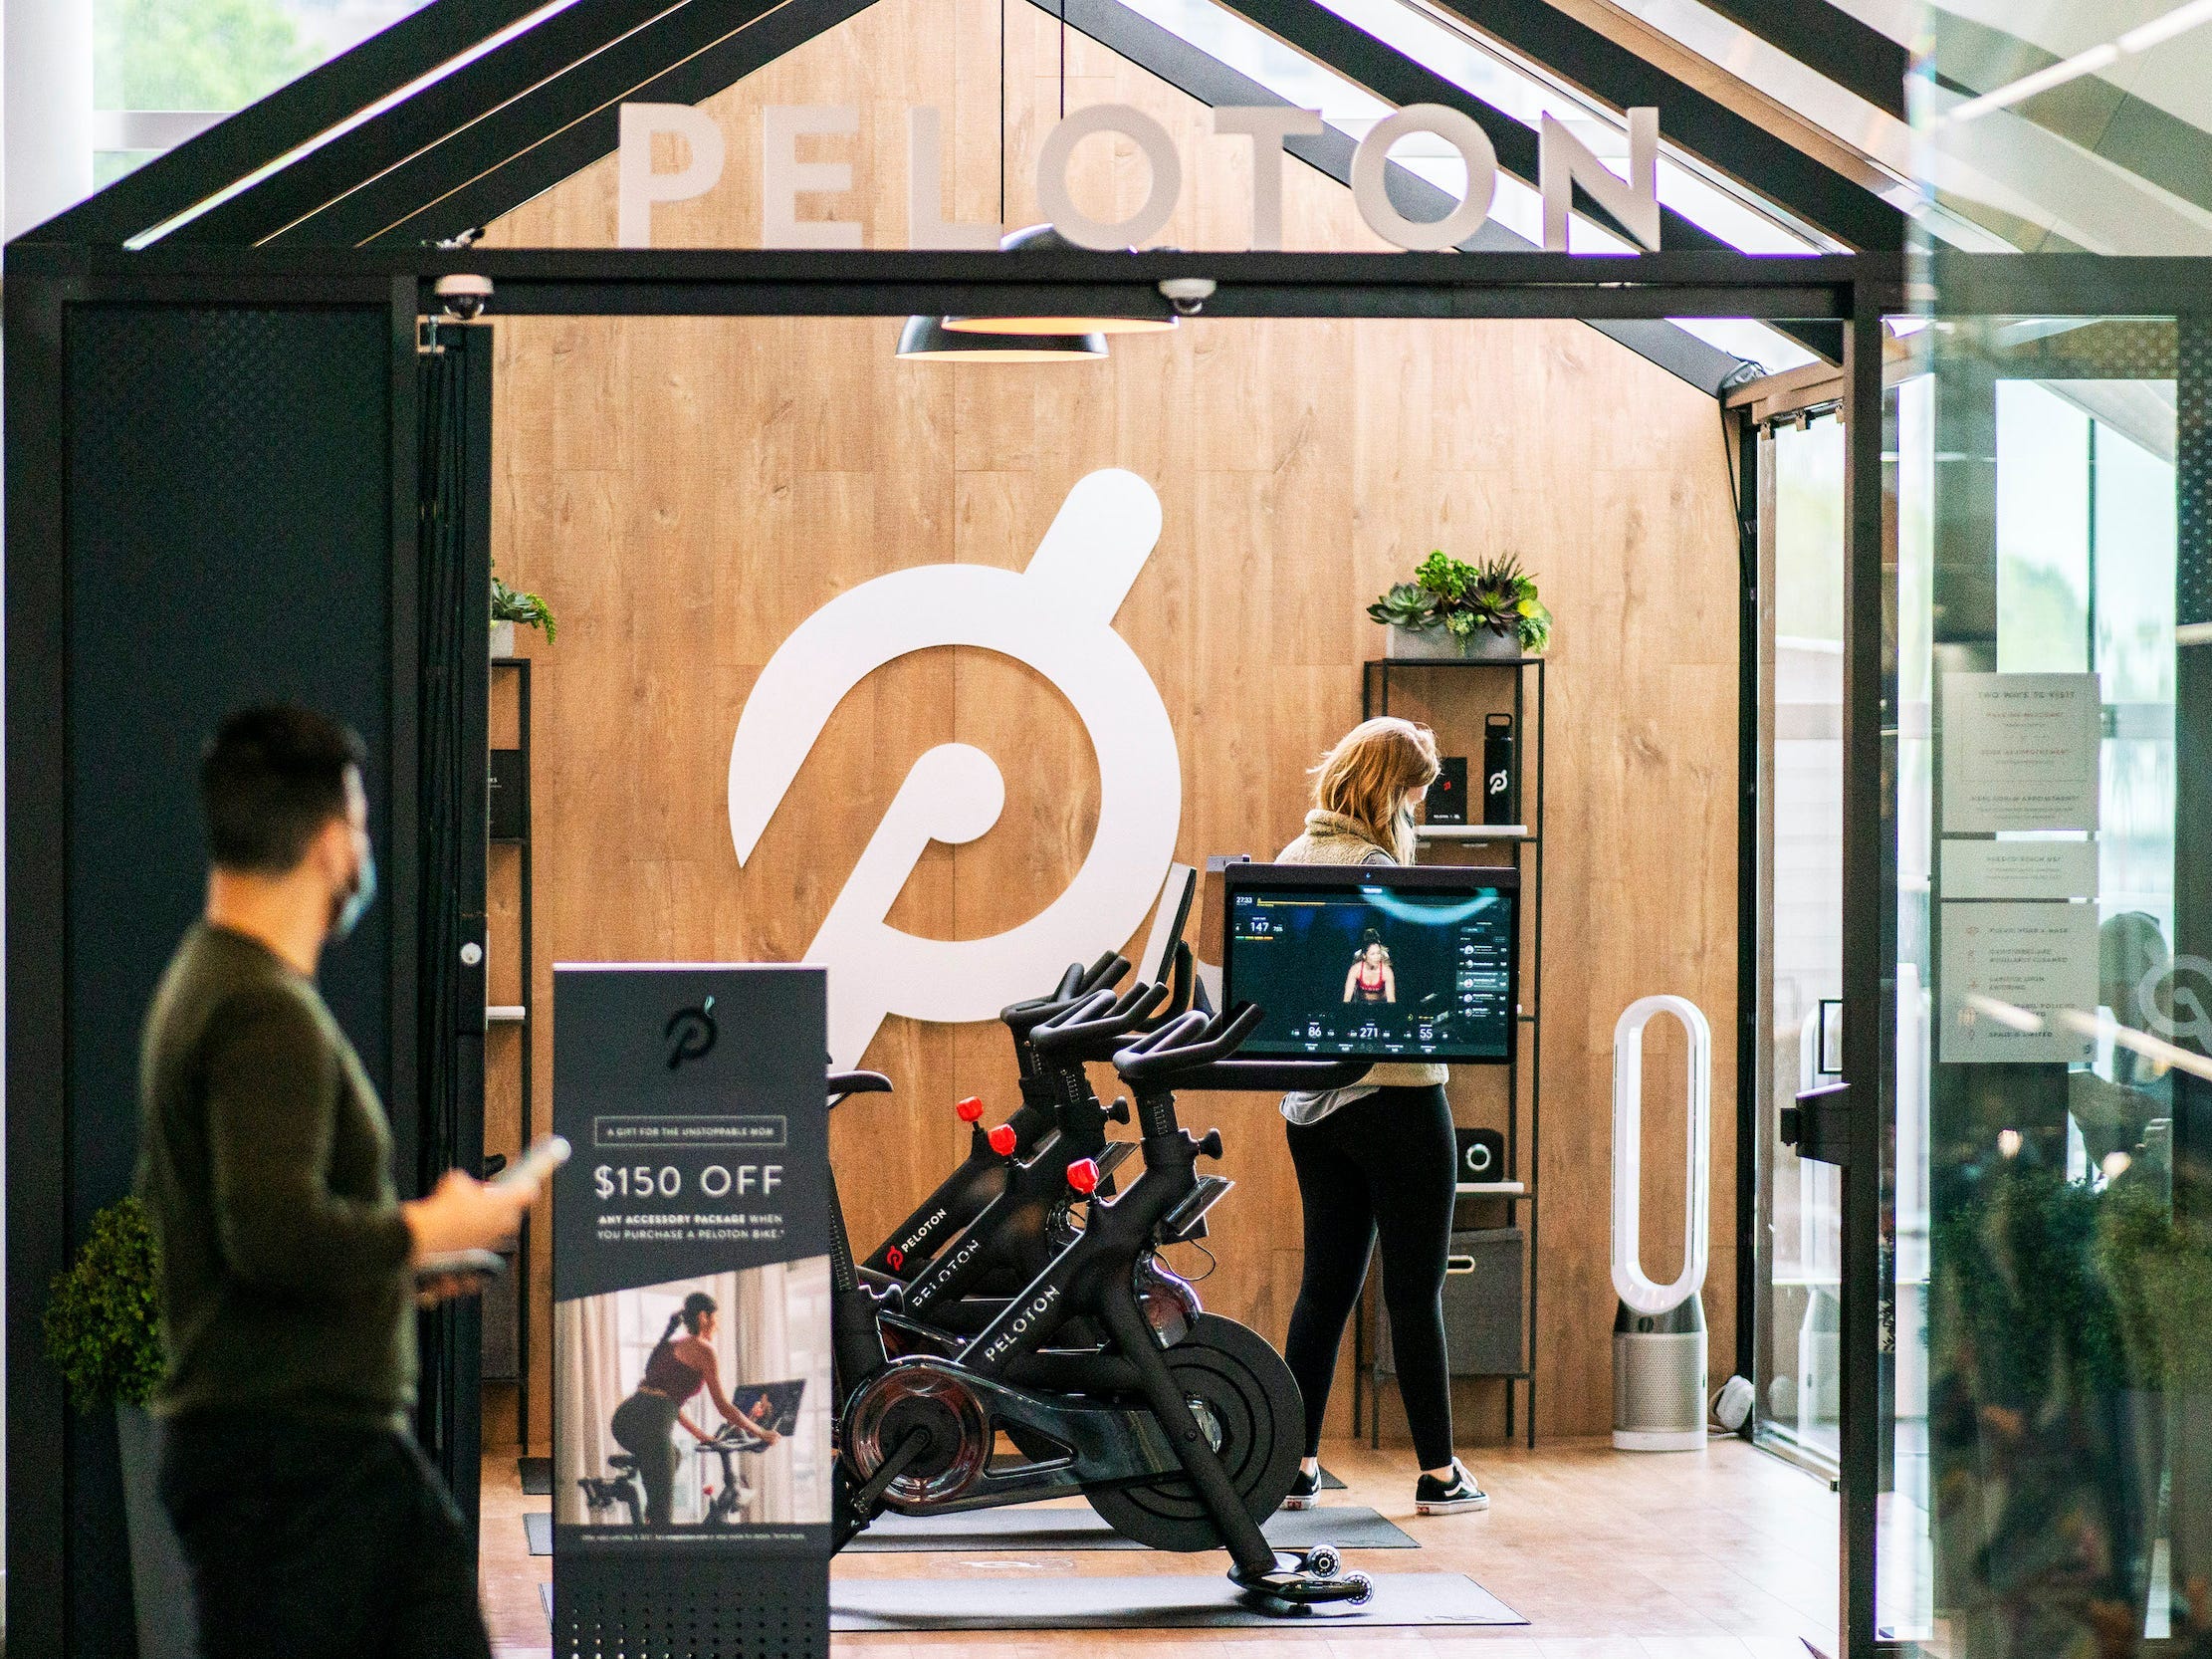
[{"xmin": 1611, "ymin": 995, "xmax": 1712, "ymax": 1451}]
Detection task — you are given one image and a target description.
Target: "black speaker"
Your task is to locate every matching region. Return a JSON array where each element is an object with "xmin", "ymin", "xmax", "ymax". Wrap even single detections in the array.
[
  {"xmin": 1428, "ymin": 756, "xmax": 1468, "ymax": 825},
  {"xmin": 489, "ymin": 747, "xmax": 528, "ymax": 840},
  {"xmin": 1454, "ymin": 1126, "xmax": 1505, "ymax": 1184}
]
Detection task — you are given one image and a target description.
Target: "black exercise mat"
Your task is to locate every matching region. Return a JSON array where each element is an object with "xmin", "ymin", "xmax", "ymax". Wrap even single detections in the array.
[
  {"xmin": 1321, "ymin": 1468, "xmax": 1347, "ymax": 1491},
  {"xmin": 846, "ymin": 1504, "xmax": 1414, "ymax": 1551},
  {"xmin": 525, "ymin": 1512, "xmax": 551, "ymax": 1555},
  {"xmin": 541, "ymin": 1583, "xmax": 552, "ymax": 1623},
  {"xmin": 831, "ymin": 1571, "xmax": 1521, "ymax": 1630},
  {"xmin": 520, "ymin": 1457, "xmax": 551, "ymax": 1496}
]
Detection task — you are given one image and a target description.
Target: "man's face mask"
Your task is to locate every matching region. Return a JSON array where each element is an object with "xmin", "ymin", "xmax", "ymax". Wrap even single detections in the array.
[{"xmin": 332, "ymin": 829, "xmax": 376, "ymax": 941}]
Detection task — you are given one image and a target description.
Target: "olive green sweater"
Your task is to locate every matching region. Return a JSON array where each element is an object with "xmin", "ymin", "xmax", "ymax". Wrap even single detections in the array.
[{"xmin": 135, "ymin": 923, "xmax": 416, "ymax": 1430}]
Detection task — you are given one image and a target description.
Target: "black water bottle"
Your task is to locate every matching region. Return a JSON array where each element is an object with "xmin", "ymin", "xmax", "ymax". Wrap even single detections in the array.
[{"xmin": 1482, "ymin": 713, "xmax": 1516, "ymax": 826}]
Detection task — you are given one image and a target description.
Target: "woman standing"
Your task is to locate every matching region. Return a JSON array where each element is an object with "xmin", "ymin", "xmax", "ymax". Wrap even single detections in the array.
[
  {"xmin": 1276, "ymin": 717, "xmax": 1488, "ymax": 1516},
  {"xmin": 609, "ymin": 1291, "xmax": 777, "ymax": 1526}
]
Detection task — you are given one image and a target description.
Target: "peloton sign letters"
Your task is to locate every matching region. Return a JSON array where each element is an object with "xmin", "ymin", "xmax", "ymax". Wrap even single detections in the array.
[{"xmin": 617, "ymin": 100, "xmax": 1661, "ymax": 254}]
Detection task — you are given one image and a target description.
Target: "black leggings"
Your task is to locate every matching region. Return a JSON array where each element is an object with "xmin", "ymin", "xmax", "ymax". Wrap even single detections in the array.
[
  {"xmin": 1283, "ymin": 1084, "xmax": 1456, "ymax": 1471},
  {"xmin": 609, "ymin": 1390, "xmax": 682, "ymax": 1526}
]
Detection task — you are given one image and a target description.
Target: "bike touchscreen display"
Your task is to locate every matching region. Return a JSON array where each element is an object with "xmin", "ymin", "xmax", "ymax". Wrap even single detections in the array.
[{"xmin": 1219, "ymin": 863, "xmax": 1517, "ymax": 1064}]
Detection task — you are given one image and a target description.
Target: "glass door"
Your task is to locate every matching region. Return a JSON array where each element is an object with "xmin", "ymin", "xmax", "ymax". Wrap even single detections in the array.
[
  {"xmin": 1879, "ymin": 312, "xmax": 2200, "ymax": 1657},
  {"xmin": 1754, "ymin": 410, "xmax": 1849, "ymax": 1472}
]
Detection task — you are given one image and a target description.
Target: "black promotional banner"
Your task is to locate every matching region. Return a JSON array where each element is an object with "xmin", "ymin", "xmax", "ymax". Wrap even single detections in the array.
[{"xmin": 550, "ymin": 964, "xmax": 829, "ymax": 1658}]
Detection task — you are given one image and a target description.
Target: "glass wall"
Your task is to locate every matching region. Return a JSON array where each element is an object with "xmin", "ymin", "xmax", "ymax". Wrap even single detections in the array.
[
  {"xmin": 1881, "ymin": 313, "xmax": 2201, "ymax": 1656},
  {"xmin": 1754, "ymin": 410, "xmax": 1848, "ymax": 1470}
]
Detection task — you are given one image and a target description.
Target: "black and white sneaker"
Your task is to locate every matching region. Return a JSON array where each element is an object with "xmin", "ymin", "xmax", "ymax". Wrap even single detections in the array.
[
  {"xmin": 1280, "ymin": 1467, "xmax": 1324, "ymax": 1511},
  {"xmin": 1415, "ymin": 1460, "xmax": 1489, "ymax": 1515}
]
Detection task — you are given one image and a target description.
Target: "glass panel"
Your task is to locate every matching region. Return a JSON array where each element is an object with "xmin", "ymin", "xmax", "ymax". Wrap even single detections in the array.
[
  {"xmin": 1885, "ymin": 311, "xmax": 2199, "ymax": 1657},
  {"xmin": 1754, "ymin": 412, "xmax": 1848, "ymax": 1472},
  {"xmin": 94, "ymin": 0, "xmax": 435, "ymax": 181},
  {"xmin": 1116, "ymin": 0, "xmax": 1819, "ymax": 370}
]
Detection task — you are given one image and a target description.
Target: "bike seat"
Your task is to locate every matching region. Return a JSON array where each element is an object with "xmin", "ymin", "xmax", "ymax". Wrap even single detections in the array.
[
  {"xmin": 828, "ymin": 1070, "xmax": 892, "ymax": 1109},
  {"xmin": 608, "ymin": 1455, "xmax": 639, "ymax": 1473}
]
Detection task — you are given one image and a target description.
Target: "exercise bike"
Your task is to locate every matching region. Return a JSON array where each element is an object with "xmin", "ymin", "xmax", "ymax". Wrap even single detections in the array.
[
  {"xmin": 861, "ymin": 950, "xmax": 1127, "ymax": 1283},
  {"xmin": 827, "ymin": 1000, "xmax": 1378, "ymax": 1612},
  {"xmin": 874, "ymin": 966, "xmax": 1187, "ymax": 1335}
]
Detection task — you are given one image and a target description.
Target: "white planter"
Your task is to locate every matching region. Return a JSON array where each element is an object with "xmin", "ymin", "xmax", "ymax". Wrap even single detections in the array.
[
  {"xmin": 490, "ymin": 619, "xmax": 516, "ymax": 657},
  {"xmin": 1386, "ymin": 623, "xmax": 1522, "ymax": 661},
  {"xmin": 117, "ymin": 1403, "xmax": 198, "ymax": 1659}
]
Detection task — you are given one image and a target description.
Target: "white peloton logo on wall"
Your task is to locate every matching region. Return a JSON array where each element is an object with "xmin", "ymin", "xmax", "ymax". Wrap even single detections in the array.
[{"xmin": 728, "ymin": 469, "xmax": 1183, "ymax": 1067}]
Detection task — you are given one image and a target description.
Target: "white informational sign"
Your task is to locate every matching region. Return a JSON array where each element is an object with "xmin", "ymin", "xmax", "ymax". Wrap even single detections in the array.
[
  {"xmin": 1939, "ymin": 838, "xmax": 2099, "ymax": 901},
  {"xmin": 1938, "ymin": 900, "xmax": 2098, "ymax": 1064},
  {"xmin": 1940, "ymin": 672, "xmax": 2101, "ymax": 832}
]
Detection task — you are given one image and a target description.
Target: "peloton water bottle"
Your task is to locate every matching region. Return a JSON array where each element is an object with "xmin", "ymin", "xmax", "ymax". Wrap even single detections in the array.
[{"xmin": 1482, "ymin": 713, "xmax": 1516, "ymax": 826}]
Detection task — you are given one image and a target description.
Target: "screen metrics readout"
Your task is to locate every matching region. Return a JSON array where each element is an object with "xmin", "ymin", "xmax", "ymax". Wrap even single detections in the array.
[{"xmin": 1220, "ymin": 866, "xmax": 1517, "ymax": 1063}]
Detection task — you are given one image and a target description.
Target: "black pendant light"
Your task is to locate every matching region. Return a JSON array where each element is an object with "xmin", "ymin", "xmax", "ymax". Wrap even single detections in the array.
[
  {"xmin": 895, "ymin": 313, "xmax": 1108, "ymax": 361},
  {"xmin": 941, "ymin": 225, "xmax": 1176, "ymax": 337}
]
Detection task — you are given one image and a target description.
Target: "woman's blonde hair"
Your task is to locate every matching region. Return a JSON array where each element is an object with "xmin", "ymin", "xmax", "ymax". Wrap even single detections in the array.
[{"xmin": 1310, "ymin": 717, "xmax": 1440, "ymax": 862}]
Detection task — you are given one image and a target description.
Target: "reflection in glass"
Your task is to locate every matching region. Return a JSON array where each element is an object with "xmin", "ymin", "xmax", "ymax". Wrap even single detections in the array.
[{"xmin": 1888, "ymin": 314, "xmax": 2203, "ymax": 1657}]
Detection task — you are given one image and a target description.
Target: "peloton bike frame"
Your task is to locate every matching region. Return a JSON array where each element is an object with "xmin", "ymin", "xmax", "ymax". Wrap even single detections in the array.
[{"xmin": 826, "ymin": 997, "xmax": 1377, "ymax": 1609}]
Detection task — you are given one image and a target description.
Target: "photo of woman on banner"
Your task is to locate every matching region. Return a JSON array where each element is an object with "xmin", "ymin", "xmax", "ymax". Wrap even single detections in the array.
[
  {"xmin": 607, "ymin": 1291, "xmax": 776, "ymax": 1526},
  {"xmin": 557, "ymin": 1260, "xmax": 833, "ymax": 1532}
]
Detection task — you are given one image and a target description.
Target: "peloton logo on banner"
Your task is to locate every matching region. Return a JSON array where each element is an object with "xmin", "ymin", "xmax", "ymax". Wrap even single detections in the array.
[
  {"xmin": 617, "ymin": 101, "xmax": 1661, "ymax": 253},
  {"xmin": 728, "ymin": 469, "xmax": 1182, "ymax": 1068}
]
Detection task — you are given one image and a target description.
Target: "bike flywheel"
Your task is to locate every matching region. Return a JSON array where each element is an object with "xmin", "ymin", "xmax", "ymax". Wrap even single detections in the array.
[{"xmin": 1082, "ymin": 1313, "xmax": 1301, "ymax": 1551}]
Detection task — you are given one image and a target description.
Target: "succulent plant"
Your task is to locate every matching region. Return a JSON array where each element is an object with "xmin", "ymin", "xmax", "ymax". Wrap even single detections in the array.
[{"xmin": 1369, "ymin": 552, "xmax": 1551, "ymax": 653}]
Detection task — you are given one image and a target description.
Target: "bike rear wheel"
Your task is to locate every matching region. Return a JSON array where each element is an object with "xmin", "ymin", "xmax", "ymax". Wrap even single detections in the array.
[{"xmin": 1081, "ymin": 1313, "xmax": 1301, "ymax": 1551}]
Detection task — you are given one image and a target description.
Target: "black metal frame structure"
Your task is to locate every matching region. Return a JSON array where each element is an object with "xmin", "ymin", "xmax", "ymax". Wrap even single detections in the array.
[
  {"xmin": 6, "ymin": 234, "xmax": 1903, "ymax": 1657},
  {"xmin": 1355, "ymin": 653, "xmax": 1545, "ymax": 1447}
]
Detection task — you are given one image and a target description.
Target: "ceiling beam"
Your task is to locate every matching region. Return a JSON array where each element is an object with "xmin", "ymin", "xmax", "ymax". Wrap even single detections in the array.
[
  {"xmin": 1416, "ymin": 0, "xmax": 1903, "ymax": 249},
  {"xmin": 1681, "ymin": 0, "xmax": 1906, "ymax": 119},
  {"xmin": 18, "ymin": 0, "xmax": 562, "ymax": 247}
]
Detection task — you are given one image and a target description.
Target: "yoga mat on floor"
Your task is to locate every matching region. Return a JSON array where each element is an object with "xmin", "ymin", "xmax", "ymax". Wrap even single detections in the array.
[
  {"xmin": 525, "ymin": 1512, "xmax": 551, "ymax": 1555},
  {"xmin": 520, "ymin": 1457, "xmax": 551, "ymax": 1496},
  {"xmin": 846, "ymin": 1505, "xmax": 1414, "ymax": 1551},
  {"xmin": 1321, "ymin": 1468, "xmax": 1347, "ymax": 1491},
  {"xmin": 831, "ymin": 1572, "xmax": 1521, "ymax": 1630},
  {"xmin": 541, "ymin": 1583, "xmax": 552, "ymax": 1623}
]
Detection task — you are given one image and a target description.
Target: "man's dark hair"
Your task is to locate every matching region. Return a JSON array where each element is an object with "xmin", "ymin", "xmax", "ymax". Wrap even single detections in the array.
[{"xmin": 200, "ymin": 706, "xmax": 366, "ymax": 874}]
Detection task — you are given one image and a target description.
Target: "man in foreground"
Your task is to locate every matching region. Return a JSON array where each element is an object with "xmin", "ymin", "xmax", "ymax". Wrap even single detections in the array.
[{"xmin": 137, "ymin": 705, "xmax": 535, "ymax": 1657}]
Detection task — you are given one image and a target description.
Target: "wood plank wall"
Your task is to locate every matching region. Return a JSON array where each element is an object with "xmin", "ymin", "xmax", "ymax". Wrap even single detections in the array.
[{"xmin": 479, "ymin": 0, "xmax": 1740, "ymax": 1452}]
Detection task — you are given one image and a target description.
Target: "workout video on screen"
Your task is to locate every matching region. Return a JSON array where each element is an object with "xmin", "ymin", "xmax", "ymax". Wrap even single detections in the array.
[{"xmin": 1224, "ymin": 880, "xmax": 1515, "ymax": 1062}]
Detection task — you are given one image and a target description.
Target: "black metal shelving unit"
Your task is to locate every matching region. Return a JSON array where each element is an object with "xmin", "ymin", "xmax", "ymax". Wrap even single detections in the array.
[
  {"xmin": 489, "ymin": 654, "xmax": 537, "ymax": 1459},
  {"xmin": 1352, "ymin": 653, "xmax": 1546, "ymax": 1450}
]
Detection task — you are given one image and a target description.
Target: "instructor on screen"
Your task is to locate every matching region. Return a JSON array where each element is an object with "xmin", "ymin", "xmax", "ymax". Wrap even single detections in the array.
[{"xmin": 1272, "ymin": 717, "xmax": 1488, "ymax": 1519}]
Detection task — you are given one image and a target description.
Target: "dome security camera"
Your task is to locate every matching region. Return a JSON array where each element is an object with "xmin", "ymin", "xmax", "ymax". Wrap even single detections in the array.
[
  {"xmin": 1157, "ymin": 277, "xmax": 1217, "ymax": 317},
  {"xmin": 434, "ymin": 273, "xmax": 493, "ymax": 322}
]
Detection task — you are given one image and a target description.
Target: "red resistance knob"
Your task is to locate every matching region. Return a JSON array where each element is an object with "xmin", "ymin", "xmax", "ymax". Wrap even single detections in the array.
[
  {"xmin": 1065, "ymin": 1158, "xmax": 1101, "ymax": 1196},
  {"xmin": 956, "ymin": 1095, "xmax": 986, "ymax": 1124},
  {"xmin": 987, "ymin": 1124, "xmax": 1017, "ymax": 1157}
]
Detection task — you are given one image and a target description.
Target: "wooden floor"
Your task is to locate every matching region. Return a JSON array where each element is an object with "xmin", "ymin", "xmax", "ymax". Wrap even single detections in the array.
[{"xmin": 481, "ymin": 1437, "xmax": 1837, "ymax": 1657}]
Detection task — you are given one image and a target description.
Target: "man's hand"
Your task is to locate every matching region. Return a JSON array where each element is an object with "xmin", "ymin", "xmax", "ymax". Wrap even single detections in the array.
[{"xmin": 404, "ymin": 1169, "xmax": 529, "ymax": 1262}]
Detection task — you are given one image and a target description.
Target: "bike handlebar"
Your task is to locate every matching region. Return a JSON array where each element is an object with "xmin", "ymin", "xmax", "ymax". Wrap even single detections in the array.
[
  {"xmin": 1030, "ymin": 981, "xmax": 1171, "ymax": 1058},
  {"xmin": 1000, "ymin": 954, "xmax": 1133, "ymax": 1041},
  {"xmin": 827, "ymin": 1070, "xmax": 893, "ymax": 1107}
]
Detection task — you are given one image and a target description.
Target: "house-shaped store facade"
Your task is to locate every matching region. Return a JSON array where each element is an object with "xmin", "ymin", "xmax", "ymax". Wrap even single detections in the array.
[{"xmin": 7, "ymin": 0, "xmax": 1931, "ymax": 1653}]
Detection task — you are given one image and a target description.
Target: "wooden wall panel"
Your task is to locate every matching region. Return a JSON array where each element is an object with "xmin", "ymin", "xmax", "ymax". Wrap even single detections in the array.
[{"xmin": 481, "ymin": 0, "xmax": 1739, "ymax": 1449}]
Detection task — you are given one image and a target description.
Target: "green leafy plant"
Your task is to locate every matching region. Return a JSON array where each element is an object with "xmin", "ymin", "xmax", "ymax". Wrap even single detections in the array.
[
  {"xmin": 1367, "ymin": 552, "xmax": 1552, "ymax": 653},
  {"xmin": 492, "ymin": 567, "xmax": 557, "ymax": 643},
  {"xmin": 45, "ymin": 1197, "xmax": 164, "ymax": 1412}
]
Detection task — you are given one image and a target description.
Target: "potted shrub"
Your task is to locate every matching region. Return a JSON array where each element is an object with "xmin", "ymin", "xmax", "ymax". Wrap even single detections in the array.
[
  {"xmin": 491, "ymin": 564, "xmax": 556, "ymax": 656},
  {"xmin": 1368, "ymin": 551, "xmax": 1553, "ymax": 660},
  {"xmin": 46, "ymin": 1196, "xmax": 196, "ymax": 1659}
]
